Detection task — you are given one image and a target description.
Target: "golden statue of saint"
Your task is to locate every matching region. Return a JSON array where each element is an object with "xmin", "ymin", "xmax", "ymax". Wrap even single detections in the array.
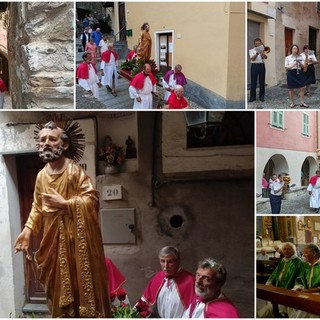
[
  {"xmin": 14, "ymin": 121, "xmax": 111, "ymax": 318},
  {"xmin": 136, "ymin": 22, "xmax": 152, "ymax": 63}
]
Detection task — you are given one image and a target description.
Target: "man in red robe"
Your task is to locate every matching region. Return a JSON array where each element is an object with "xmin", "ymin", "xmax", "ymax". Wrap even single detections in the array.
[
  {"xmin": 168, "ymin": 84, "xmax": 188, "ymax": 109},
  {"xmin": 137, "ymin": 246, "xmax": 195, "ymax": 318},
  {"xmin": 100, "ymin": 43, "xmax": 119, "ymax": 96},
  {"xmin": 184, "ymin": 258, "xmax": 240, "ymax": 318},
  {"xmin": 126, "ymin": 45, "xmax": 137, "ymax": 62},
  {"xmin": 129, "ymin": 63, "xmax": 157, "ymax": 109},
  {"xmin": 76, "ymin": 52, "xmax": 101, "ymax": 99}
]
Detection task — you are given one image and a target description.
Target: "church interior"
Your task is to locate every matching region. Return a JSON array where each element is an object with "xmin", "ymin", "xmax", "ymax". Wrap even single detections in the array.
[{"xmin": 256, "ymin": 215, "xmax": 320, "ymax": 317}]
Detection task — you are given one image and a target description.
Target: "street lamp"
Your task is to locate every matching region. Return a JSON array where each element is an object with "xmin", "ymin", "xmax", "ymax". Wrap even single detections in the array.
[{"xmin": 184, "ymin": 111, "xmax": 225, "ymax": 140}]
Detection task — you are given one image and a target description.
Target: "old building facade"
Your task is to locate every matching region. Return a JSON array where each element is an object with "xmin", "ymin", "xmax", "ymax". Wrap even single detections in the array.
[
  {"xmin": 248, "ymin": 2, "xmax": 320, "ymax": 88},
  {"xmin": 256, "ymin": 110, "xmax": 320, "ymax": 193}
]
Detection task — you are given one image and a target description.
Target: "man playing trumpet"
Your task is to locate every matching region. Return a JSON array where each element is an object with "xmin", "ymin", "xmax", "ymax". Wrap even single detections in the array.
[{"xmin": 249, "ymin": 38, "xmax": 268, "ymax": 103}]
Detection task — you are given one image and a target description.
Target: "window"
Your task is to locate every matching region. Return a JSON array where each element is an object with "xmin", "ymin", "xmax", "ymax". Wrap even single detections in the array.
[
  {"xmin": 302, "ymin": 112, "xmax": 310, "ymax": 136},
  {"xmin": 270, "ymin": 111, "xmax": 284, "ymax": 129}
]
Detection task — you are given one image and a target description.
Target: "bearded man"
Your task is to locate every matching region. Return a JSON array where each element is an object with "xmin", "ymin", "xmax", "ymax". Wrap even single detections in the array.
[
  {"xmin": 184, "ymin": 258, "xmax": 240, "ymax": 318},
  {"xmin": 13, "ymin": 121, "xmax": 111, "ymax": 318}
]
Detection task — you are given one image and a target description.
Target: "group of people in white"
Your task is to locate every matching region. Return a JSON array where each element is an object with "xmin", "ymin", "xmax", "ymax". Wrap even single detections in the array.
[{"xmin": 76, "ymin": 44, "xmax": 189, "ymax": 109}]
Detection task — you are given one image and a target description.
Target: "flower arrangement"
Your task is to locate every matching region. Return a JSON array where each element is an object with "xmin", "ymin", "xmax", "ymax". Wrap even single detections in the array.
[
  {"xmin": 98, "ymin": 136, "xmax": 125, "ymax": 166},
  {"xmin": 120, "ymin": 58, "xmax": 162, "ymax": 82},
  {"xmin": 111, "ymin": 288, "xmax": 152, "ymax": 318}
]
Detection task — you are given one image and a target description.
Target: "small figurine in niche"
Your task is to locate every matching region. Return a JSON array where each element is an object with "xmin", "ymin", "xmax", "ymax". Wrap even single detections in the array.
[
  {"xmin": 104, "ymin": 135, "xmax": 113, "ymax": 148},
  {"xmin": 125, "ymin": 136, "xmax": 137, "ymax": 159}
]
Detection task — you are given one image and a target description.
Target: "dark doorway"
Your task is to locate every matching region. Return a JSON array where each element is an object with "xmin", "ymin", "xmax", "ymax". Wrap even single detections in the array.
[
  {"xmin": 285, "ymin": 27, "xmax": 293, "ymax": 56},
  {"xmin": 158, "ymin": 33, "xmax": 172, "ymax": 74},
  {"xmin": 309, "ymin": 27, "xmax": 318, "ymax": 55},
  {"xmin": 16, "ymin": 153, "xmax": 46, "ymax": 304}
]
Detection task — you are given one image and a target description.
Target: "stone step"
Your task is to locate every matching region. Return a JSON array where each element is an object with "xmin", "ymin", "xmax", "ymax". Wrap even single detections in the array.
[{"xmin": 22, "ymin": 303, "xmax": 50, "ymax": 318}]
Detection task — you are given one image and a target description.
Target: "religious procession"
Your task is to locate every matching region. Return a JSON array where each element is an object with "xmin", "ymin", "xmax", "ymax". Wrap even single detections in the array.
[{"xmin": 75, "ymin": 2, "xmax": 246, "ymax": 109}]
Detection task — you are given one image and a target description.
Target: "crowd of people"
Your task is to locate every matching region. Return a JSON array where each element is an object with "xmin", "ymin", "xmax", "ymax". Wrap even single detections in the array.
[
  {"xmin": 257, "ymin": 242, "xmax": 320, "ymax": 318},
  {"xmin": 76, "ymin": 21, "xmax": 189, "ymax": 109},
  {"xmin": 249, "ymin": 38, "xmax": 318, "ymax": 107}
]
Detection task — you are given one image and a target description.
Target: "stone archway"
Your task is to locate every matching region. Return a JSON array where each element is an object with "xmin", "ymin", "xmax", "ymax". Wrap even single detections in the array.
[
  {"xmin": 301, "ymin": 156, "xmax": 319, "ymax": 186},
  {"xmin": 264, "ymin": 154, "xmax": 289, "ymax": 179}
]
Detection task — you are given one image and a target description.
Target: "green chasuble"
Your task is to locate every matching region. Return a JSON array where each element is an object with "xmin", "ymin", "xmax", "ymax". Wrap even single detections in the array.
[
  {"xmin": 295, "ymin": 259, "xmax": 320, "ymax": 289},
  {"xmin": 266, "ymin": 256, "xmax": 303, "ymax": 289}
]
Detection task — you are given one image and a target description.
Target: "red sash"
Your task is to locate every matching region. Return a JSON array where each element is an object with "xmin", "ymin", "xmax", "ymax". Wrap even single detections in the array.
[
  {"xmin": 142, "ymin": 269, "xmax": 195, "ymax": 308},
  {"xmin": 310, "ymin": 176, "xmax": 319, "ymax": 186},
  {"xmin": 101, "ymin": 50, "xmax": 118, "ymax": 63},
  {"xmin": 76, "ymin": 62, "xmax": 97, "ymax": 79},
  {"xmin": 130, "ymin": 72, "xmax": 156, "ymax": 90},
  {"xmin": 189, "ymin": 295, "xmax": 240, "ymax": 318}
]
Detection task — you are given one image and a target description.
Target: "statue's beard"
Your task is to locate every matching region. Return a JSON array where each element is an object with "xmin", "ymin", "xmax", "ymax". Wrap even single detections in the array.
[{"xmin": 39, "ymin": 145, "xmax": 64, "ymax": 163}]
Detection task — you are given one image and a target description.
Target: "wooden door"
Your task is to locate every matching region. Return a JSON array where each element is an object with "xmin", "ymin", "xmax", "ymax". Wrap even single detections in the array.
[
  {"xmin": 285, "ymin": 27, "xmax": 293, "ymax": 56},
  {"xmin": 118, "ymin": 2, "xmax": 126, "ymax": 41},
  {"xmin": 16, "ymin": 154, "xmax": 46, "ymax": 303}
]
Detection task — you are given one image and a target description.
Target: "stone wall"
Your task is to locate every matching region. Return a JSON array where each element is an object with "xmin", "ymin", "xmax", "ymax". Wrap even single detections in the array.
[{"xmin": 7, "ymin": 2, "xmax": 74, "ymax": 109}]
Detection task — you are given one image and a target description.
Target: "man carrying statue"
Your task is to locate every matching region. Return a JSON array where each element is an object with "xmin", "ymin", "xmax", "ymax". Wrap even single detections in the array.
[{"xmin": 13, "ymin": 120, "xmax": 111, "ymax": 318}]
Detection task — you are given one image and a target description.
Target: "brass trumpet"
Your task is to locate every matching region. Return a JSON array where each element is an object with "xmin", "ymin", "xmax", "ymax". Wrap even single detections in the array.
[{"xmin": 264, "ymin": 46, "xmax": 271, "ymax": 54}]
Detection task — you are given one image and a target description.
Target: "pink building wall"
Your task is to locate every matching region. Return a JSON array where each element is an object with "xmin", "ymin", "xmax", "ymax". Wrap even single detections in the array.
[{"xmin": 256, "ymin": 111, "xmax": 317, "ymax": 153}]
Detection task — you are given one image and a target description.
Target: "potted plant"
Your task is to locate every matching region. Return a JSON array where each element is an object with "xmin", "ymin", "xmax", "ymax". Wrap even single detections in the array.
[
  {"xmin": 120, "ymin": 59, "xmax": 162, "ymax": 82},
  {"xmin": 111, "ymin": 288, "xmax": 152, "ymax": 318},
  {"xmin": 97, "ymin": 135, "xmax": 125, "ymax": 174}
]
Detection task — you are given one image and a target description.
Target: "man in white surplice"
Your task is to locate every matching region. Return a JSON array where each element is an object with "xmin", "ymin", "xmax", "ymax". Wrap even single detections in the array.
[
  {"xmin": 307, "ymin": 170, "xmax": 320, "ymax": 213},
  {"xmin": 129, "ymin": 63, "xmax": 157, "ymax": 110},
  {"xmin": 100, "ymin": 42, "xmax": 119, "ymax": 96},
  {"xmin": 76, "ymin": 52, "xmax": 101, "ymax": 99}
]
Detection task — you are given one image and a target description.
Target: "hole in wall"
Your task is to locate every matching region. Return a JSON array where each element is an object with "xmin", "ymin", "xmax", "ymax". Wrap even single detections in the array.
[{"xmin": 170, "ymin": 215, "xmax": 184, "ymax": 228}]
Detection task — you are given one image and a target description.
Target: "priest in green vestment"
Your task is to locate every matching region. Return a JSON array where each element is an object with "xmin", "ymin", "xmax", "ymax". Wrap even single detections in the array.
[
  {"xmin": 288, "ymin": 243, "xmax": 320, "ymax": 318},
  {"xmin": 257, "ymin": 242, "xmax": 303, "ymax": 317}
]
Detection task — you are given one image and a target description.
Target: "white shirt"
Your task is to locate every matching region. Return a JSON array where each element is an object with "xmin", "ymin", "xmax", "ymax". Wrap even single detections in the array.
[
  {"xmin": 301, "ymin": 52, "xmax": 318, "ymax": 65},
  {"xmin": 270, "ymin": 179, "xmax": 284, "ymax": 196},
  {"xmin": 157, "ymin": 278, "xmax": 186, "ymax": 318},
  {"xmin": 285, "ymin": 54, "xmax": 303, "ymax": 70},
  {"xmin": 249, "ymin": 48, "xmax": 264, "ymax": 63}
]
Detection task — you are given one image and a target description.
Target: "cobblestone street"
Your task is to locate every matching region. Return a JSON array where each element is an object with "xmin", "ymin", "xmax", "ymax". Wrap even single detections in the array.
[
  {"xmin": 256, "ymin": 190, "xmax": 316, "ymax": 215},
  {"xmin": 247, "ymin": 80, "xmax": 320, "ymax": 109}
]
